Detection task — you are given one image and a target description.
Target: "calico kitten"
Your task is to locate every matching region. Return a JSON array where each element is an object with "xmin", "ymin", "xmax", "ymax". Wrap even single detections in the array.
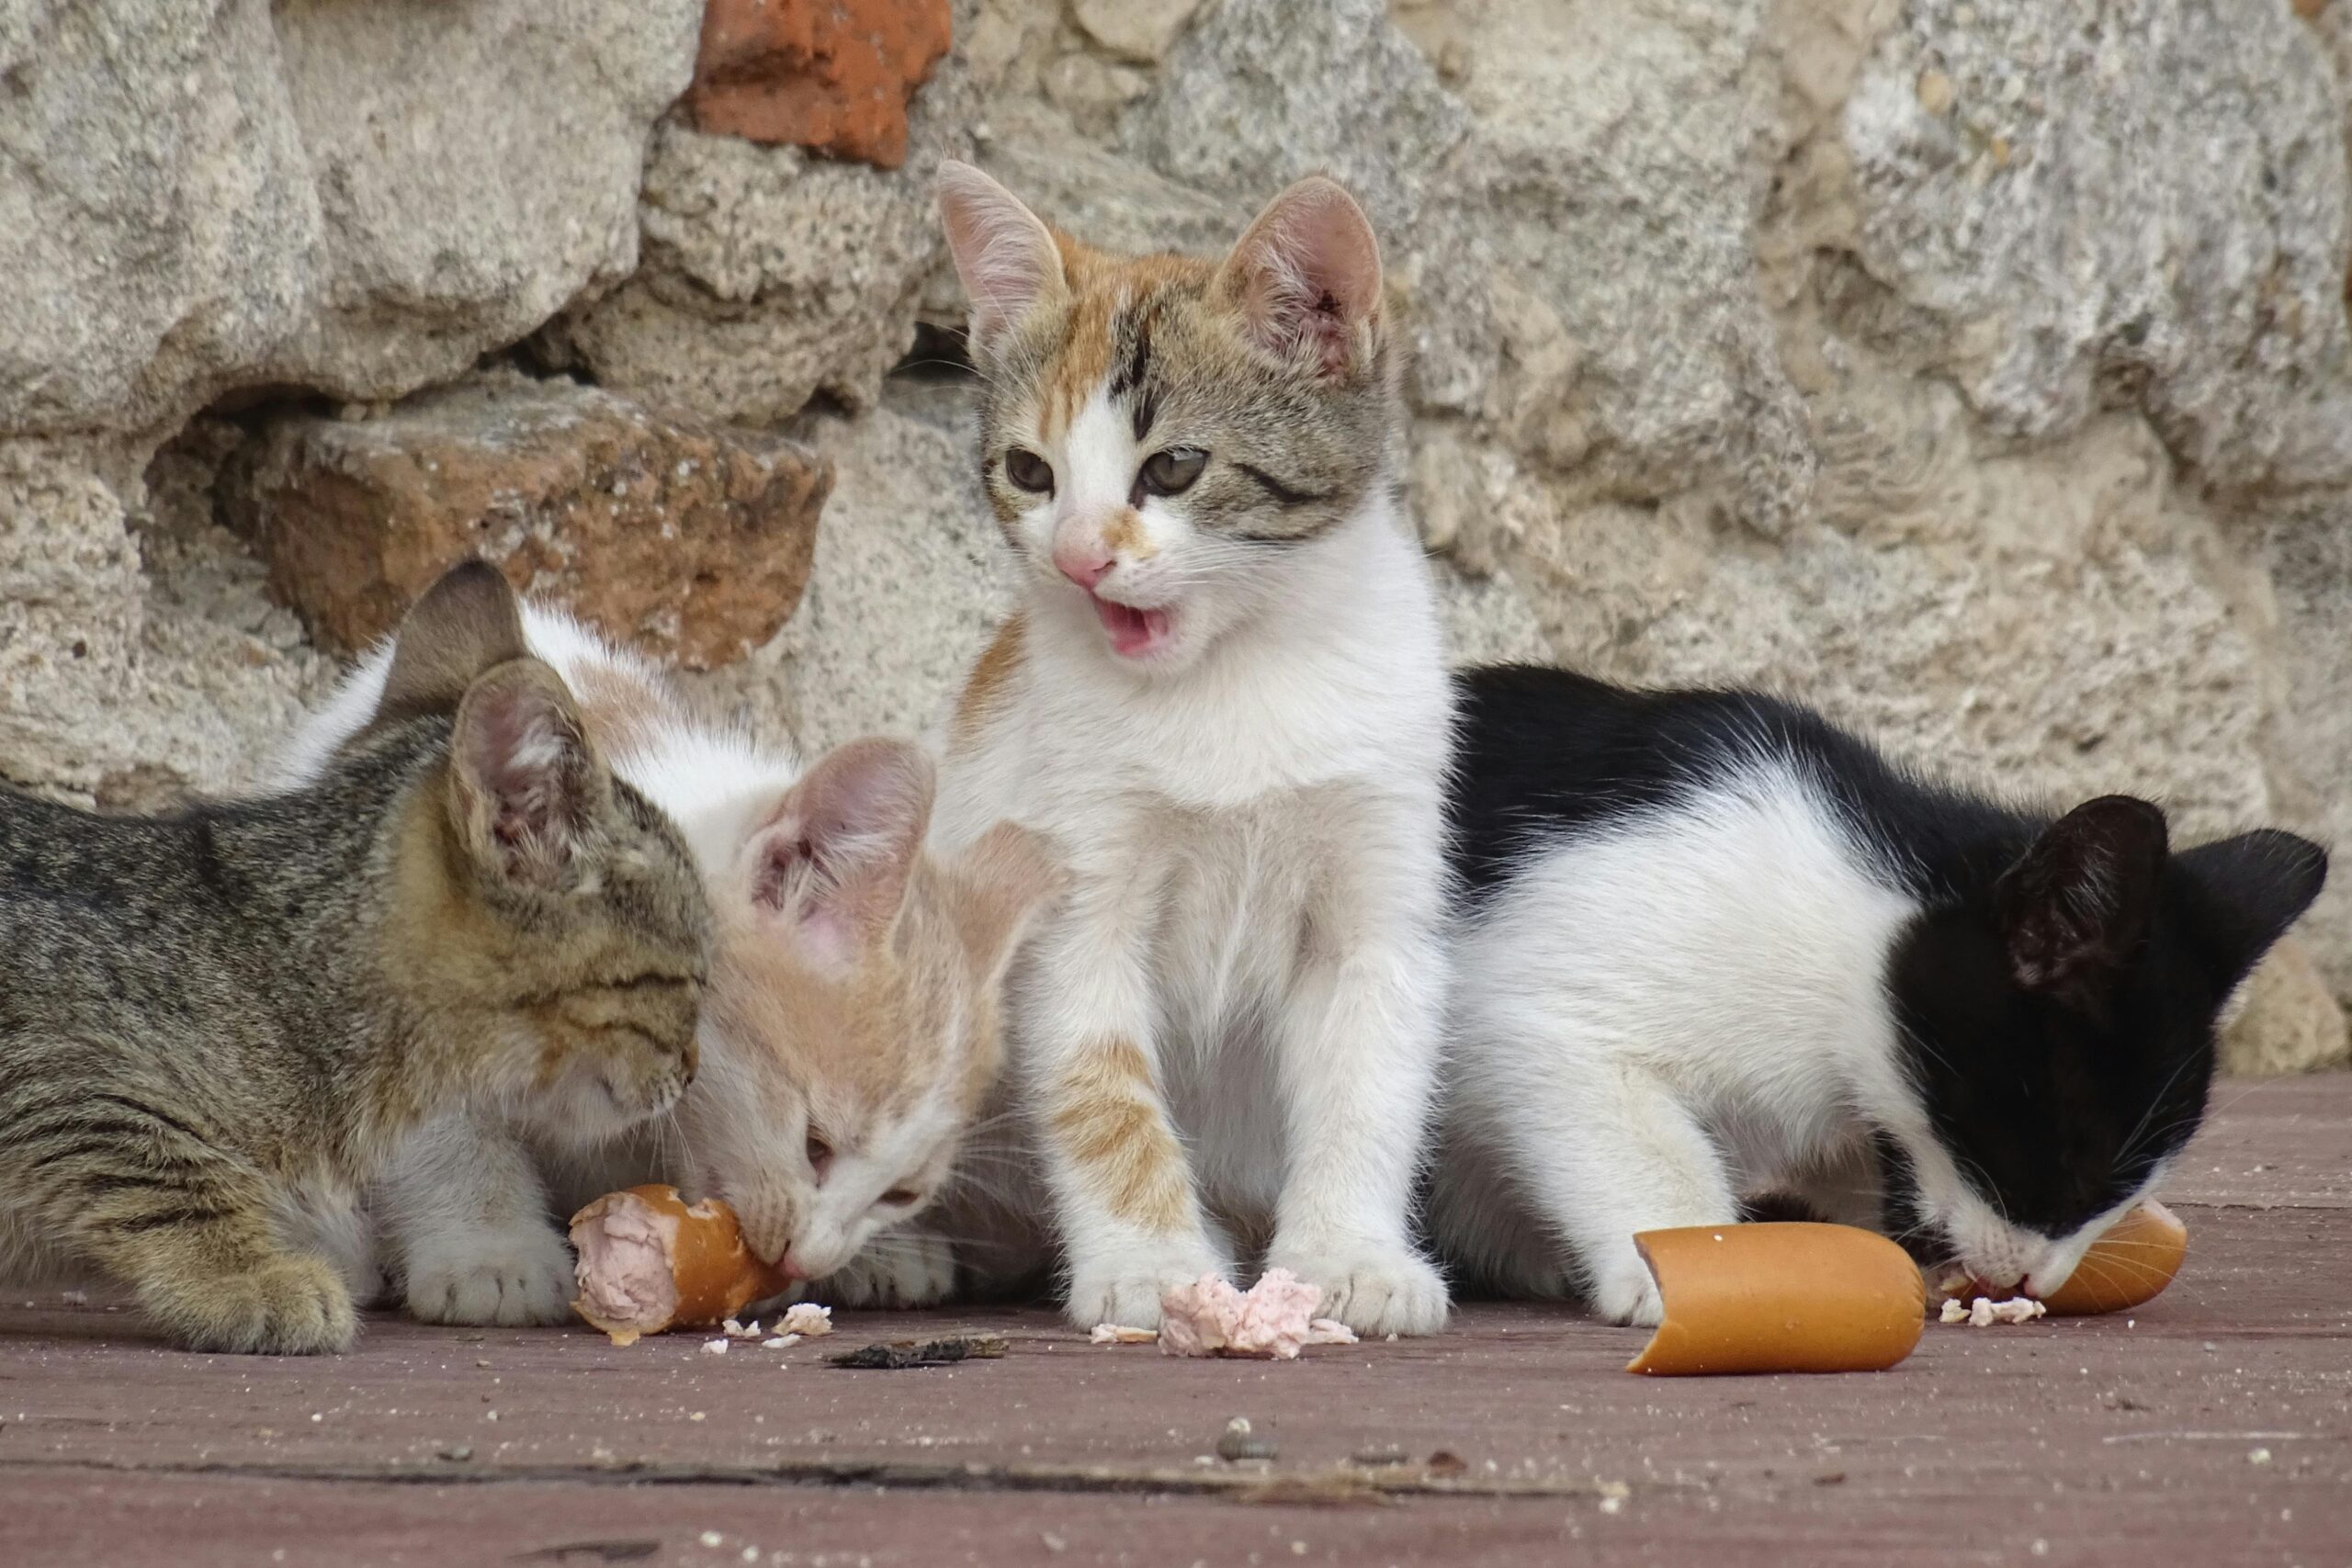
[
  {"xmin": 0, "ymin": 563, "xmax": 708, "ymax": 1353},
  {"xmin": 283, "ymin": 600, "xmax": 1060, "ymax": 1324},
  {"xmin": 1431, "ymin": 663, "xmax": 2327, "ymax": 1325},
  {"xmin": 928, "ymin": 163, "xmax": 1453, "ymax": 1333}
]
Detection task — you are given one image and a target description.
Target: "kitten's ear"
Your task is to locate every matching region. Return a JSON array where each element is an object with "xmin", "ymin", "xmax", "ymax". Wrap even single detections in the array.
[
  {"xmin": 449, "ymin": 659, "xmax": 606, "ymax": 893},
  {"xmin": 936, "ymin": 160, "xmax": 1066, "ymax": 352},
  {"xmin": 1212, "ymin": 175, "xmax": 1383, "ymax": 379},
  {"xmin": 1996, "ymin": 795, "xmax": 2169, "ymax": 1006},
  {"xmin": 742, "ymin": 738, "xmax": 935, "ymax": 972},
  {"xmin": 2172, "ymin": 829, "xmax": 2328, "ymax": 988},
  {"xmin": 947, "ymin": 820, "xmax": 1066, "ymax": 987},
  {"xmin": 376, "ymin": 560, "xmax": 529, "ymax": 725}
]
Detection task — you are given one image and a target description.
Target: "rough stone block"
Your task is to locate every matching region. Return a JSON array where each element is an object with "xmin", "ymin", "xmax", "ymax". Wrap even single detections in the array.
[{"xmin": 221, "ymin": 378, "xmax": 831, "ymax": 671}]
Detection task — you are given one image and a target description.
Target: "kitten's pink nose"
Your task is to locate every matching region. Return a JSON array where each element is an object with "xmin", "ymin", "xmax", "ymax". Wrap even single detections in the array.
[{"xmin": 1055, "ymin": 545, "xmax": 1114, "ymax": 590}]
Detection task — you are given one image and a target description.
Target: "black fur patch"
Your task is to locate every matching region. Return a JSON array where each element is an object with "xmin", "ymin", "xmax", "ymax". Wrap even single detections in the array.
[
  {"xmin": 1109, "ymin": 309, "xmax": 1159, "ymax": 444},
  {"xmin": 1231, "ymin": 464, "xmax": 1329, "ymax": 511}
]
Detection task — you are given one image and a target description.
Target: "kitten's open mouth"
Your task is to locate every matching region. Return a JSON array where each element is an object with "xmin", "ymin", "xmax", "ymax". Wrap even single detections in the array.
[{"xmin": 1090, "ymin": 593, "xmax": 1171, "ymax": 658}]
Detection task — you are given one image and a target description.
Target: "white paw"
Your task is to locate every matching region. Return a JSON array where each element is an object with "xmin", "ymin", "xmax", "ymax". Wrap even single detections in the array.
[
  {"xmin": 1591, "ymin": 1261, "xmax": 1665, "ymax": 1328},
  {"xmin": 818, "ymin": 1233, "xmax": 959, "ymax": 1309},
  {"xmin": 1066, "ymin": 1247, "xmax": 1226, "ymax": 1332},
  {"xmin": 404, "ymin": 1225, "xmax": 576, "ymax": 1326},
  {"xmin": 1268, "ymin": 1245, "xmax": 1450, "ymax": 1337}
]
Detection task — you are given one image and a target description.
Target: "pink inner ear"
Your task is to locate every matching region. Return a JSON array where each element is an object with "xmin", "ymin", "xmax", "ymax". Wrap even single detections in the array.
[
  {"xmin": 460, "ymin": 676, "xmax": 583, "ymax": 885},
  {"xmin": 1222, "ymin": 177, "xmax": 1383, "ymax": 378},
  {"xmin": 744, "ymin": 739, "xmax": 935, "ymax": 966},
  {"xmin": 937, "ymin": 160, "xmax": 1065, "ymax": 348}
]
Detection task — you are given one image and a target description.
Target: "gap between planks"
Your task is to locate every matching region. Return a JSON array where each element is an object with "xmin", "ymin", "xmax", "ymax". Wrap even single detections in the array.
[{"xmin": 0, "ymin": 1453, "xmax": 1702, "ymax": 1509}]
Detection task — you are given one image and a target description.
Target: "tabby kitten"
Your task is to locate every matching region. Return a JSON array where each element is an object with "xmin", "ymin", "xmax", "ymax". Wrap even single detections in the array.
[
  {"xmin": 0, "ymin": 563, "xmax": 709, "ymax": 1354},
  {"xmin": 928, "ymin": 163, "xmax": 1453, "ymax": 1333},
  {"xmin": 282, "ymin": 601, "xmax": 1060, "ymax": 1324},
  {"xmin": 1432, "ymin": 664, "xmax": 2327, "ymax": 1325}
]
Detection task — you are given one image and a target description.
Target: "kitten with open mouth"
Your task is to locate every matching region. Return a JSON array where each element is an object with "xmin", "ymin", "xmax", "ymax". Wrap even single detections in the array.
[{"xmin": 924, "ymin": 162, "xmax": 1455, "ymax": 1337}]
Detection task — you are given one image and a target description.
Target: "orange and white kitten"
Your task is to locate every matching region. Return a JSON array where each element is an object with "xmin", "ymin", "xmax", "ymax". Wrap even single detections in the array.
[
  {"xmin": 279, "ymin": 604, "xmax": 1058, "ymax": 1323},
  {"xmin": 927, "ymin": 164, "xmax": 1454, "ymax": 1334}
]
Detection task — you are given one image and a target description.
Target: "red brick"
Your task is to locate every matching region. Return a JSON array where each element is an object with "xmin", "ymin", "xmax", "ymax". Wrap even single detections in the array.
[{"xmin": 688, "ymin": 0, "xmax": 953, "ymax": 168}]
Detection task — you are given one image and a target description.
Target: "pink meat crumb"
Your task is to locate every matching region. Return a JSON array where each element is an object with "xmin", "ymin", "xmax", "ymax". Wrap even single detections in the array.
[{"xmin": 1156, "ymin": 1269, "xmax": 1355, "ymax": 1359}]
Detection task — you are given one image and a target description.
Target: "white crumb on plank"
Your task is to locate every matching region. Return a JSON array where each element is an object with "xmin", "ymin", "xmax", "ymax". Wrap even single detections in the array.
[
  {"xmin": 778, "ymin": 1303, "xmax": 832, "ymax": 1337},
  {"xmin": 1091, "ymin": 1324, "xmax": 1157, "ymax": 1345},
  {"xmin": 1940, "ymin": 1295, "xmax": 2047, "ymax": 1326}
]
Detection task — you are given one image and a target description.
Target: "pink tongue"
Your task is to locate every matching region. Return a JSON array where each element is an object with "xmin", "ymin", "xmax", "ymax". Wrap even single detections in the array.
[{"xmin": 1094, "ymin": 597, "xmax": 1167, "ymax": 656}]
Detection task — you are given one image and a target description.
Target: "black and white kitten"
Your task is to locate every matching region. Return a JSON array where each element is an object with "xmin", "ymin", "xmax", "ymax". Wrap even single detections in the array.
[{"xmin": 1430, "ymin": 664, "xmax": 2327, "ymax": 1325}]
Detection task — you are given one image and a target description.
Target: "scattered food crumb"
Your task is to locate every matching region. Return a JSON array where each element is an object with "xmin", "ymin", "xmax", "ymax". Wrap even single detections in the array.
[
  {"xmin": 1306, "ymin": 1318, "xmax": 1358, "ymax": 1346},
  {"xmin": 699, "ymin": 1530, "xmax": 723, "ymax": 1549},
  {"xmin": 437, "ymin": 1445, "xmax": 472, "ymax": 1462},
  {"xmin": 61, "ymin": 1291, "xmax": 88, "ymax": 1306},
  {"xmin": 1940, "ymin": 1295, "xmax": 2047, "ymax": 1326},
  {"xmin": 1158, "ymin": 1269, "xmax": 1329, "ymax": 1359},
  {"xmin": 761, "ymin": 1335, "xmax": 801, "ymax": 1350},
  {"xmin": 1040, "ymin": 1533, "xmax": 1068, "ymax": 1554},
  {"xmin": 778, "ymin": 1303, "xmax": 833, "ymax": 1338},
  {"xmin": 2250, "ymin": 1448, "xmax": 2273, "ymax": 1465},
  {"xmin": 1090, "ymin": 1324, "xmax": 1157, "ymax": 1345},
  {"xmin": 701, "ymin": 1338, "xmax": 729, "ymax": 1356}
]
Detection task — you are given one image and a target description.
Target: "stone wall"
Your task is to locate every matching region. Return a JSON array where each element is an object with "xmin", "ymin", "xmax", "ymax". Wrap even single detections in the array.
[{"xmin": 2, "ymin": 0, "xmax": 2346, "ymax": 1069}]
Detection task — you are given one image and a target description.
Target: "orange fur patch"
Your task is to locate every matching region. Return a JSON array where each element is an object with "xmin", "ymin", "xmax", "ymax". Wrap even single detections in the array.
[
  {"xmin": 1099, "ymin": 507, "xmax": 1151, "ymax": 560},
  {"xmin": 1045, "ymin": 1035, "xmax": 1193, "ymax": 1233},
  {"xmin": 951, "ymin": 613, "xmax": 1026, "ymax": 752},
  {"xmin": 1036, "ymin": 238, "xmax": 1215, "ymax": 439}
]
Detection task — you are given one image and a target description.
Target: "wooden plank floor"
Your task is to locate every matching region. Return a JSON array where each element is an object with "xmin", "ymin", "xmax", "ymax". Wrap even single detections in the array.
[{"xmin": 0, "ymin": 1076, "xmax": 2345, "ymax": 1567}]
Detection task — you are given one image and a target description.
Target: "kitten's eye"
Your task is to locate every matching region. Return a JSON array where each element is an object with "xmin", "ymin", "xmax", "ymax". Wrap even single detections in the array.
[
  {"xmin": 1003, "ymin": 448, "xmax": 1055, "ymax": 494},
  {"xmin": 805, "ymin": 1133, "xmax": 834, "ymax": 1182},
  {"xmin": 1137, "ymin": 446, "xmax": 1207, "ymax": 499},
  {"xmin": 878, "ymin": 1187, "xmax": 922, "ymax": 1207}
]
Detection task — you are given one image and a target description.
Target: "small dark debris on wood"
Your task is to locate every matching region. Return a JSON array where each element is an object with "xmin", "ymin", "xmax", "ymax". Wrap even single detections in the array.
[
  {"xmin": 1349, "ymin": 1446, "xmax": 1408, "ymax": 1468},
  {"xmin": 1216, "ymin": 1416, "xmax": 1275, "ymax": 1462},
  {"xmin": 514, "ymin": 1540, "xmax": 660, "ymax": 1563},
  {"xmin": 829, "ymin": 1332, "xmax": 1010, "ymax": 1370},
  {"xmin": 1424, "ymin": 1450, "xmax": 1468, "ymax": 1477}
]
